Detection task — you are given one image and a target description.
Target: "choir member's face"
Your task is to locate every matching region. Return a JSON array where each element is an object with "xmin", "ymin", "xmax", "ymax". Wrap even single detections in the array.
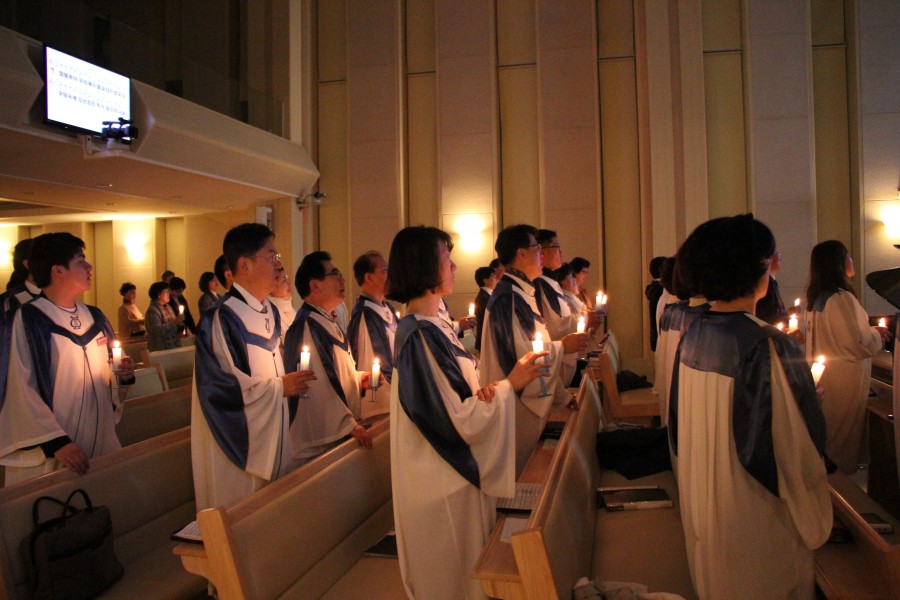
[
  {"xmin": 485, "ymin": 273, "xmax": 498, "ymax": 290},
  {"xmin": 560, "ymin": 272, "xmax": 577, "ymax": 293},
  {"xmin": 209, "ymin": 278, "xmax": 219, "ymax": 293},
  {"xmin": 574, "ymin": 268, "xmax": 588, "ymax": 287},
  {"xmin": 437, "ymin": 242, "xmax": 456, "ymax": 296},
  {"xmin": 124, "ymin": 289, "xmax": 136, "ymax": 303},
  {"xmin": 368, "ymin": 256, "xmax": 389, "ymax": 295},
  {"xmin": 319, "ymin": 260, "xmax": 346, "ymax": 303},
  {"xmin": 158, "ymin": 288, "xmax": 171, "ymax": 304},
  {"xmin": 540, "ymin": 237, "xmax": 563, "ymax": 270},
  {"xmin": 249, "ymin": 238, "xmax": 282, "ymax": 294},
  {"xmin": 521, "ymin": 235, "xmax": 543, "ymax": 280},
  {"xmin": 57, "ymin": 251, "xmax": 92, "ymax": 293}
]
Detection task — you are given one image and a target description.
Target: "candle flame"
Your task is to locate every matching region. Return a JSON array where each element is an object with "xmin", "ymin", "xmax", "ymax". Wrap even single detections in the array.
[
  {"xmin": 113, "ymin": 340, "xmax": 120, "ymax": 349},
  {"xmin": 535, "ymin": 331, "xmax": 543, "ymax": 342},
  {"xmin": 817, "ymin": 355, "xmax": 825, "ymax": 365},
  {"xmin": 794, "ymin": 298, "xmax": 800, "ymax": 307},
  {"xmin": 302, "ymin": 345, "xmax": 309, "ymax": 352},
  {"xmin": 373, "ymin": 358, "xmax": 380, "ymax": 366},
  {"xmin": 776, "ymin": 322, "xmax": 784, "ymax": 331}
]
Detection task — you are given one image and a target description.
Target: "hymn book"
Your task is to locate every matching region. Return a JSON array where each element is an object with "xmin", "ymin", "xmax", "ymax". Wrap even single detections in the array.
[{"xmin": 598, "ymin": 486, "xmax": 673, "ymax": 511}]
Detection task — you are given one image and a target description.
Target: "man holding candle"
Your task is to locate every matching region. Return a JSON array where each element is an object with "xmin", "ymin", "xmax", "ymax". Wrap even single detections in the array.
[
  {"xmin": 284, "ymin": 251, "xmax": 376, "ymax": 464},
  {"xmin": 192, "ymin": 224, "xmax": 315, "ymax": 510},
  {"xmin": 534, "ymin": 229, "xmax": 600, "ymax": 340},
  {"xmin": 0, "ymin": 232, "xmax": 134, "ymax": 484},
  {"xmin": 347, "ymin": 250, "xmax": 397, "ymax": 419},
  {"xmin": 480, "ymin": 224, "xmax": 589, "ymax": 476}
]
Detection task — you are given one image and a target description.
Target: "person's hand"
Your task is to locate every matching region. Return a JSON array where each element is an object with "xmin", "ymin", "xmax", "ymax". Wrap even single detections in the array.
[
  {"xmin": 586, "ymin": 309, "xmax": 603, "ymax": 329},
  {"xmin": 458, "ymin": 315, "xmax": 476, "ymax": 331},
  {"xmin": 562, "ymin": 332, "xmax": 589, "ymax": 354},
  {"xmin": 475, "ymin": 383, "xmax": 497, "ymax": 403},
  {"xmin": 351, "ymin": 424, "xmax": 373, "ymax": 448},
  {"xmin": 114, "ymin": 356, "xmax": 135, "ymax": 380},
  {"xmin": 507, "ymin": 351, "xmax": 550, "ymax": 393},
  {"xmin": 55, "ymin": 442, "xmax": 89, "ymax": 475},
  {"xmin": 283, "ymin": 370, "xmax": 316, "ymax": 396}
]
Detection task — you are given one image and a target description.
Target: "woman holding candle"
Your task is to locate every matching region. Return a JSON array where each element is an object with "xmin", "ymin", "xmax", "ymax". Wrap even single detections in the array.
[
  {"xmin": 116, "ymin": 282, "xmax": 144, "ymax": 338},
  {"xmin": 805, "ymin": 240, "xmax": 890, "ymax": 474},
  {"xmin": 671, "ymin": 214, "xmax": 830, "ymax": 600},
  {"xmin": 387, "ymin": 226, "xmax": 547, "ymax": 600},
  {"xmin": 145, "ymin": 281, "xmax": 185, "ymax": 351}
]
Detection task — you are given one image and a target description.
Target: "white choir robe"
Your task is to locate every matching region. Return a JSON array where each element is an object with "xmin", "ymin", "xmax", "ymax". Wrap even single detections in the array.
[
  {"xmin": 535, "ymin": 274, "xmax": 580, "ymax": 340},
  {"xmin": 562, "ymin": 289, "xmax": 586, "ymax": 316},
  {"xmin": 806, "ymin": 289, "xmax": 882, "ymax": 474},
  {"xmin": 1, "ymin": 280, "xmax": 41, "ymax": 313},
  {"xmin": 479, "ymin": 273, "xmax": 575, "ymax": 476},
  {"xmin": 672, "ymin": 312, "xmax": 831, "ymax": 600},
  {"xmin": 391, "ymin": 314, "xmax": 516, "ymax": 600},
  {"xmin": 285, "ymin": 305, "xmax": 360, "ymax": 460},
  {"xmin": 0, "ymin": 298, "xmax": 123, "ymax": 484},
  {"xmin": 268, "ymin": 294, "xmax": 297, "ymax": 345},
  {"xmin": 653, "ymin": 298, "xmax": 684, "ymax": 424},
  {"xmin": 191, "ymin": 286, "xmax": 294, "ymax": 511},
  {"xmin": 347, "ymin": 297, "xmax": 396, "ymax": 420}
]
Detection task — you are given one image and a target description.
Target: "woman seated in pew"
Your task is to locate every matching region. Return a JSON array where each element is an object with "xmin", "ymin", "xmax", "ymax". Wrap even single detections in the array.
[
  {"xmin": 117, "ymin": 281, "xmax": 144, "ymax": 338},
  {"xmin": 387, "ymin": 226, "xmax": 547, "ymax": 600},
  {"xmin": 670, "ymin": 214, "xmax": 831, "ymax": 600}
]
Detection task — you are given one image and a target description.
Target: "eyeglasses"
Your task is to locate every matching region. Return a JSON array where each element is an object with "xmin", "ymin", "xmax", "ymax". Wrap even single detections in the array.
[
  {"xmin": 542, "ymin": 244, "xmax": 561, "ymax": 250},
  {"xmin": 323, "ymin": 268, "xmax": 343, "ymax": 279},
  {"xmin": 254, "ymin": 252, "xmax": 282, "ymax": 265}
]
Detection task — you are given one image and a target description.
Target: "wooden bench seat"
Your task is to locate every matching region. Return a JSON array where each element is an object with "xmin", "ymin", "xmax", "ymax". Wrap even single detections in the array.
[
  {"xmin": 472, "ymin": 376, "xmax": 601, "ymax": 599},
  {"xmin": 142, "ymin": 346, "xmax": 196, "ymax": 390},
  {"xmin": 116, "ymin": 385, "xmax": 192, "ymax": 447},
  {"xmin": 591, "ymin": 351, "xmax": 658, "ymax": 425},
  {"xmin": 175, "ymin": 417, "xmax": 394, "ymax": 600},
  {"xmin": 0, "ymin": 427, "xmax": 205, "ymax": 599}
]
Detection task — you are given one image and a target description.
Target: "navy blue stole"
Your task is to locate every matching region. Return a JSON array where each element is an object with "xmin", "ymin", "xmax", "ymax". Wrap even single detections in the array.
[
  {"xmin": 534, "ymin": 275, "xmax": 563, "ymax": 317},
  {"xmin": 347, "ymin": 295, "xmax": 394, "ymax": 384},
  {"xmin": 486, "ymin": 275, "xmax": 543, "ymax": 375},
  {"xmin": 284, "ymin": 307, "xmax": 351, "ymax": 411}
]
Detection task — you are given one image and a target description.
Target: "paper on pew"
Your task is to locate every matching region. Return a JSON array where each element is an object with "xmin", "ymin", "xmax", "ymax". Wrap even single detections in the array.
[{"xmin": 172, "ymin": 520, "xmax": 202, "ymax": 543}]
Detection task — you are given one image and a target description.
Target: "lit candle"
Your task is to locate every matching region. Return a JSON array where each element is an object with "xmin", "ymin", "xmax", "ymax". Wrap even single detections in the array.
[
  {"xmin": 532, "ymin": 331, "xmax": 544, "ymax": 354},
  {"xmin": 111, "ymin": 340, "xmax": 122, "ymax": 371},
  {"xmin": 396, "ymin": 311, "xmax": 401, "ymax": 320},
  {"xmin": 595, "ymin": 290, "xmax": 603, "ymax": 308},
  {"xmin": 178, "ymin": 304, "xmax": 185, "ymax": 315},
  {"xmin": 794, "ymin": 298, "xmax": 801, "ymax": 310},
  {"xmin": 811, "ymin": 355, "xmax": 826, "ymax": 385},
  {"xmin": 299, "ymin": 345, "xmax": 310, "ymax": 371},
  {"xmin": 576, "ymin": 316, "xmax": 586, "ymax": 334},
  {"xmin": 775, "ymin": 322, "xmax": 785, "ymax": 331},
  {"xmin": 468, "ymin": 303, "xmax": 475, "ymax": 317},
  {"xmin": 879, "ymin": 317, "xmax": 887, "ymax": 329},
  {"xmin": 788, "ymin": 314, "xmax": 798, "ymax": 332},
  {"xmin": 371, "ymin": 358, "xmax": 381, "ymax": 389}
]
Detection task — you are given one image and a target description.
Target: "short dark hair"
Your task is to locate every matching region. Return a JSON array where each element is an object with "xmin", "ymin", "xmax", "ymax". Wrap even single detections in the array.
[
  {"xmin": 659, "ymin": 256, "xmax": 676, "ymax": 295},
  {"xmin": 489, "ymin": 258, "xmax": 502, "ymax": 270},
  {"xmin": 353, "ymin": 251, "xmax": 384, "ymax": 286},
  {"xmin": 199, "ymin": 271, "xmax": 216, "ymax": 293},
  {"xmin": 295, "ymin": 251, "xmax": 331, "ymax": 298},
  {"xmin": 149, "ymin": 281, "xmax": 170, "ymax": 301},
  {"xmin": 119, "ymin": 282, "xmax": 136, "ymax": 296},
  {"xmin": 570, "ymin": 257, "xmax": 590, "ymax": 274},
  {"xmin": 679, "ymin": 214, "xmax": 775, "ymax": 302},
  {"xmin": 551, "ymin": 263, "xmax": 574, "ymax": 284},
  {"xmin": 475, "ymin": 266, "xmax": 494, "ymax": 287},
  {"xmin": 535, "ymin": 229, "xmax": 557, "ymax": 246},
  {"xmin": 649, "ymin": 256, "xmax": 666, "ymax": 279},
  {"xmin": 223, "ymin": 223, "xmax": 274, "ymax": 273},
  {"xmin": 387, "ymin": 226, "xmax": 454, "ymax": 304},
  {"xmin": 161, "ymin": 270, "xmax": 175, "ymax": 281},
  {"xmin": 495, "ymin": 224, "xmax": 537, "ymax": 266},
  {"xmin": 29, "ymin": 232, "xmax": 85, "ymax": 289},
  {"xmin": 6, "ymin": 238, "xmax": 33, "ymax": 290},
  {"xmin": 169, "ymin": 276, "xmax": 186, "ymax": 292},
  {"xmin": 214, "ymin": 255, "xmax": 230, "ymax": 287}
]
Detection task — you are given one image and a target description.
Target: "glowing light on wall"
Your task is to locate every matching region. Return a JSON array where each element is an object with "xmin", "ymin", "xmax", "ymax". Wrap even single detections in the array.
[
  {"xmin": 882, "ymin": 206, "xmax": 900, "ymax": 240},
  {"xmin": 0, "ymin": 241, "xmax": 11, "ymax": 269},
  {"xmin": 124, "ymin": 231, "xmax": 148, "ymax": 263},
  {"xmin": 455, "ymin": 215, "xmax": 485, "ymax": 253}
]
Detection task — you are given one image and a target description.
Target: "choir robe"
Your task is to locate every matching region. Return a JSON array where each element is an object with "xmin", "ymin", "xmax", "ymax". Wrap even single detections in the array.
[
  {"xmin": 284, "ymin": 303, "xmax": 360, "ymax": 460},
  {"xmin": 347, "ymin": 294, "xmax": 397, "ymax": 419},
  {"xmin": 473, "ymin": 286, "xmax": 491, "ymax": 352},
  {"xmin": 806, "ymin": 290, "xmax": 882, "ymax": 474},
  {"xmin": 268, "ymin": 295, "xmax": 297, "ymax": 346},
  {"xmin": 391, "ymin": 314, "xmax": 516, "ymax": 600},
  {"xmin": 0, "ymin": 298, "xmax": 124, "ymax": 484},
  {"xmin": 670, "ymin": 311, "xmax": 831, "ymax": 600},
  {"xmin": 654, "ymin": 299, "xmax": 686, "ymax": 423},
  {"xmin": 479, "ymin": 272, "xmax": 574, "ymax": 476},
  {"xmin": 191, "ymin": 284, "xmax": 294, "ymax": 511},
  {"xmin": 0, "ymin": 280, "xmax": 40, "ymax": 315},
  {"xmin": 562, "ymin": 289, "xmax": 586, "ymax": 317},
  {"xmin": 534, "ymin": 274, "xmax": 579, "ymax": 340}
]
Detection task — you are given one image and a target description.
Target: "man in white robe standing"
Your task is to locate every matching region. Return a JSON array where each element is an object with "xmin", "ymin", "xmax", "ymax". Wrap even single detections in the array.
[
  {"xmin": 192, "ymin": 224, "xmax": 314, "ymax": 510},
  {"xmin": 479, "ymin": 224, "xmax": 588, "ymax": 476},
  {"xmin": 533, "ymin": 229, "xmax": 597, "ymax": 340},
  {"xmin": 347, "ymin": 250, "xmax": 397, "ymax": 419},
  {"xmin": 0, "ymin": 232, "xmax": 134, "ymax": 485},
  {"xmin": 284, "ymin": 251, "xmax": 375, "ymax": 464}
]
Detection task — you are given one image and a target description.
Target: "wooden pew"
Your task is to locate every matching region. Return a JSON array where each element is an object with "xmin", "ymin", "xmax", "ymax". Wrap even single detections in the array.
[
  {"xmin": 472, "ymin": 376, "xmax": 601, "ymax": 599},
  {"xmin": 116, "ymin": 385, "xmax": 192, "ymax": 447},
  {"xmin": 121, "ymin": 339, "xmax": 148, "ymax": 366},
  {"xmin": 142, "ymin": 346, "xmax": 195, "ymax": 389},
  {"xmin": 815, "ymin": 471, "xmax": 900, "ymax": 599},
  {"xmin": 128, "ymin": 363, "xmax": 169, "ymax": 398},
  {"xmin": 0, "ymin": 427, "xmax": 206, "ymax": 599},
  {"xmin": 590, "ymin": 350, "xmax": 658, "ymax": 424},
  {"xmin": 174, "ymin": 417, "xmax": 396, "ymax": 600}
]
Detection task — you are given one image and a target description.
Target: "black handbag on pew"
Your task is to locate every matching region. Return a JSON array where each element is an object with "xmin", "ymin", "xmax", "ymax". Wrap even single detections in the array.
[{"xmin": 27, "ymin": 488, "xmax": 123, "ymax": 600}]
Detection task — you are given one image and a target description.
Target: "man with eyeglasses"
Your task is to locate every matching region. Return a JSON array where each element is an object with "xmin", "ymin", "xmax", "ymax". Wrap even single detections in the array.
[
  {"xmin": 192, "ymin": 223, "xmax": 316, "ymax": 510},
  {"xmin": 479, "ymin": 224, "xmax": 589, "ymax": 476},
  {"xmin": 534, "ymin": 229, "xmax": 601, "ymax": 340},
  {"xmin": 284, "ymin": 251, "xmax": 377, "ymax": 464}
]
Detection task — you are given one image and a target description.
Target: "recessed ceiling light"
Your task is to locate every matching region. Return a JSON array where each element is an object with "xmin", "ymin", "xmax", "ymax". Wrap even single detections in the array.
[{"xmin": 95, "ymin": 183, "xmax": 112, "ymax": 188}]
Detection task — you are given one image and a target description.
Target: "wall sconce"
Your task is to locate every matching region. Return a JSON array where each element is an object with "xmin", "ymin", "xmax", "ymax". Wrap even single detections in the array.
[
  {"xmin": 0, "ymin": 241, "xmax": 11, "ymax": 269},
  {"xmin": 296, "ymin": 191, "xmax": 326, "ymax": 212},
  {"xmin": 124, "ymin": 231, "xmax": 148, "ymax": 263},
  {"xmin": 455, "ymin": 215, "xmax": 485, "ymax": 253}
]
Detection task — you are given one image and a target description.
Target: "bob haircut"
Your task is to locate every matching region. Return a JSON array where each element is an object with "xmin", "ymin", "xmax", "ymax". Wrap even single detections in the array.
[
  {"xmin": 551, "ymin": 263, "xmax": 574, "ymax": 284},
  {"xmin": 680, "ymin": 214, "xmax": 775, "ymax": 302},
  {"xmin": 495, "ymin": 224, "xmax": 538, "ymax": 266},
  {"xmin": 806, "ymin": 240, "xmax": 855, "ymax": 309},
  {"xmin": 570, "ymin": 257, "xmax": 590, "ymax": 274},
  {"xmin": 474, "ymin": 266, "xmax": 494, "ymax": 287},
  {"xmin": 295, "ymin": 250, "xmax": 331, "ymax": 298},
  {"xmin": 119, "ymin": 282, "xmax": 136, "ymax": 297},
  {"xmin": 649, "ymin": 256, "xmax": 666, "ymax": 279},
  {"xmin": 148, "ymin": 281, "xmax": 171, "ymax": 301},
  {"xmin": 29, "ymin": 232, "xmax": 85, "ymax": 289},
  {"xmin": 387, "ymin": 226, "xmax": 454, "ymax": 304},
  {"xmin": 199, "ymin": 272, "xmax": 216, "ymax": 293},
  {"xmin": 353, "ymin": 251, "xmax": 384, "ymax": 286},
  {"xmin": 223, "ymin": 223, "xmax": 274, "ymax": 273}
]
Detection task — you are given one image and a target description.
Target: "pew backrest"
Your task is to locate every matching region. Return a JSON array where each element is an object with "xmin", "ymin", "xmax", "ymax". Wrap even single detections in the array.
[
  {"xmin": 142, "ymin": 346, "xmax": 195, "ymax": 389},
  {"xmin": 116, "ymin": 385, "xmax": 192, "ymax": 447},
  {"xmin": 128, "ymin": 364, "xmax": 169, "ymax": 399}
]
